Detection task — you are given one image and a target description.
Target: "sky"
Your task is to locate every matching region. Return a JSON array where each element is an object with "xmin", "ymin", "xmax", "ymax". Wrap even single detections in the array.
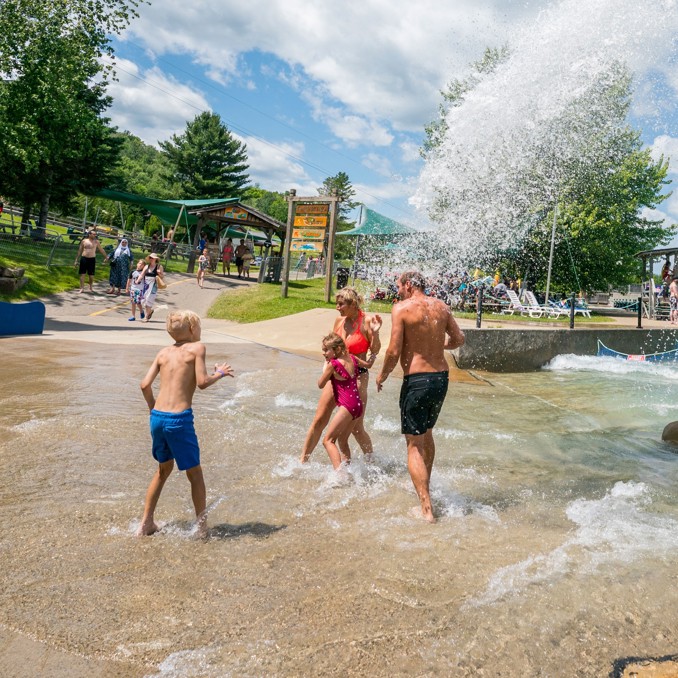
[{"xmin": 106, "ymin": 0, "xmax": 678, "ymax": 233}]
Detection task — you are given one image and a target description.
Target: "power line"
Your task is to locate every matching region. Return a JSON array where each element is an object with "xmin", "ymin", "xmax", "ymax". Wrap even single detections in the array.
[{"xmin": 104, "ymin": 54, "xmax": 421, "ymax": 220}]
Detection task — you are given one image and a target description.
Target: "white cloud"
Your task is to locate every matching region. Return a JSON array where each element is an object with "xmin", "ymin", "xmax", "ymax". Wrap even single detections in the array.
[
  {"xmin": 399, "ymin": 141, "xmax": 422, "ymax": 164},
  {"xmin": 124, "ymin": 0, "xmax": 532, "ymax": 133},
  {"xmin": 651, "ymin": 135, "xmax": 678, "ymax": 174},
  {"xmin": 241, "ymin": 136, "xmax": 315, "ymax": 194},
  {"xmin": 362, "ymin": 153, "xmax": 393, "ymax": 177},
  {"xmin": 106, "ymin": 59, "xmax": 210, "ymax": 146}
]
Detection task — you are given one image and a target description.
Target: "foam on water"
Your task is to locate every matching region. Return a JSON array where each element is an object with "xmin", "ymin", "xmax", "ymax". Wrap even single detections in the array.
[
  {"xmin": 472, "ymin": 481, "xmax": 678, "ymax": 606},
  {"xmin": 546, "ymin": 353, "xmax": 678, "ymax": 380},
  {"xmin": 273, "ymin": 393, "xmax": 316, "ymax": 410}
]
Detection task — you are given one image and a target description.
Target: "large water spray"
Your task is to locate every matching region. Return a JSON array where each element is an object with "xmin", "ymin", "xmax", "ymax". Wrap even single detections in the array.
[{"xmin": 410, "ymin": 0, "xmax": 678, "ymax": 271}]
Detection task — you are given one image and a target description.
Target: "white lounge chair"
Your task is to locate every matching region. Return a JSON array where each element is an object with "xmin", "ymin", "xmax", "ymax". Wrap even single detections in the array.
[
  {"xmin": 524, "ymin": 290, "xmax": 566, "ymax": 318},
  {"xmin": 503, "ymin": 289, "xmax": 543, "ymax": 318}
]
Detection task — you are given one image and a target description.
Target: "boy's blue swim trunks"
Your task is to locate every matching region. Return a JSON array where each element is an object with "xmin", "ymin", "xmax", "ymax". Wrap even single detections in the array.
[{"xmin": 150, "ymin": 408, "xmax": 200, "ymax": 471}]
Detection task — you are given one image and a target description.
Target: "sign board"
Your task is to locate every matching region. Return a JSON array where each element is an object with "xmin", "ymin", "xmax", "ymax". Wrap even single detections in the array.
[
  {"xmin": 293, "ymin": 215, "xmax": 327, "ymax": 227},
  {"xmin": 291, "ymin": 241, "xmax": 324, "ymax": 253},
  {"xmin": 292, "ymin": 227, "xmax": 325, "ymax": 240},
  {"xmin": 220, "ymin": 207, "xmax": 249, "ymax": 220},
  {"xmin": 295, "ymin": 203, "xmax": 330, "ymax": 216}
]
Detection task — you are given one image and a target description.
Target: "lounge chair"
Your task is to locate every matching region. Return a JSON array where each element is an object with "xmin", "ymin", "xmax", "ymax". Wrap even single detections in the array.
[
  {"xmin": 502, "ymin": 290, "xmax": 543, "ymax": 318},
  {"xmin": 524, "ymin": 290, "xmax": 567, "ymax": 318}
]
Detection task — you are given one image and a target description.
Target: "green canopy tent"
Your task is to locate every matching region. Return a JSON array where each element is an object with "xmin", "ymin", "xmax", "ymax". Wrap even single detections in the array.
[
  {"xmin": 337, "ymin": 207, "xmax": 413, "ymax": 280},
  {"xmin": 94, "ymin": 189, "xmax": 284, "ymax": 271}
]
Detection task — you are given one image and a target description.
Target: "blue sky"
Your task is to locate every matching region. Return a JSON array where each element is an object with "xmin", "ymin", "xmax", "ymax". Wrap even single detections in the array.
[{"xmin": 106, "ymin": 0, "xmax": 678, "ymax": 234}]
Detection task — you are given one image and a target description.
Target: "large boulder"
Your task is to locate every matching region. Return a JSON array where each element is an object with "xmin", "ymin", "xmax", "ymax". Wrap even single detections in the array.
[{"xmin": 661, "ymin": 421, "xmax": 678, "ymax": 444}]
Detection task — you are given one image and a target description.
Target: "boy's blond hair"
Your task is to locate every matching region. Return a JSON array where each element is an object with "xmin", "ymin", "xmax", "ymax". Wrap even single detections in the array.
[
  {"xmin": 322, "ymin": 332, "xmax": 347, "ymax": 355},
  {"xmin": 335, "ymin": 287, "xmax": 363, "ymax": 308},
  {"xmin": 166, "ymin": 310, "xmax": 200, "ymax": 339}
]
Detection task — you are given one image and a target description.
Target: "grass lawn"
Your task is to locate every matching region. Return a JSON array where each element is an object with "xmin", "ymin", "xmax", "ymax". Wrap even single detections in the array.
[
  {"xmin": 0, "ymin": 245, "xmax": 191, "ymax": 302},
  {"xmin": 208, "ymin": 276, "xmax": 394, "ymax": 323}
]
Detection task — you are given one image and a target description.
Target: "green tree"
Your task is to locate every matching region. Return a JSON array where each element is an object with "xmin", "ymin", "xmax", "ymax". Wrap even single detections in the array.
[
  {"xmin": 317, "ymin": 172, "xmax": 360, "ymax": 259},
  {"xmin": 318, "ymin": 171, "xmax": 358, "ymax": 224},
  {"xmin": 160, "ymin": 112, "xmax": 250, "ymax": 199},
  {"xmin": 0, "ymin": 0, "xmax": 140, "ymax": 230},
  {"xmin": 242, "ymin": 186, "xmax": 288, "ymax": 223}
]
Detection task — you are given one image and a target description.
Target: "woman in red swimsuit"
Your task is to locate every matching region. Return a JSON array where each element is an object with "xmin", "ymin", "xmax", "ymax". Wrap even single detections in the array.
[{"xmin": 300, "ymin": 287, "xmax": 382, "ymax": 463}]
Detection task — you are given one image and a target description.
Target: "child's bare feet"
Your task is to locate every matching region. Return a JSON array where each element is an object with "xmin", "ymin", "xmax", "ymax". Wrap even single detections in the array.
[{"xmin": 137, "ymin": 521, "xmax": 159, "ymax": 536}]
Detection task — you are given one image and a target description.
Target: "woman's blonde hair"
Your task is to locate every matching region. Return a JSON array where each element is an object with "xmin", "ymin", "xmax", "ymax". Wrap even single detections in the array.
[
  {"xmin": 322, "ymin": 332, "xmax": 346, "ymax": 355},
  {"xmin": 335, "ymin": 286, "xmax": 363, "ymax": 308}
]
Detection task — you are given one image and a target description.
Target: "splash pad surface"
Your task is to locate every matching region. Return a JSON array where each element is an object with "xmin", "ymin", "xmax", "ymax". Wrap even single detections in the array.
[{"xmin": 2, "ymin": 331, "xmax": 678, "ymax": 676}]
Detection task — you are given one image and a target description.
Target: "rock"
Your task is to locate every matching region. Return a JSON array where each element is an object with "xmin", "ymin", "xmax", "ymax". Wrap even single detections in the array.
[
  {"xmin": 0, "ymin": 277, "xmax": 19, "ymax": 293},
  {"xmin": 0, "ymin": 266, "xmax": 25, "ymax": 278},
  {"xmin": 661, "ymin": 421, "xmax": 678, "ymax": 444}
]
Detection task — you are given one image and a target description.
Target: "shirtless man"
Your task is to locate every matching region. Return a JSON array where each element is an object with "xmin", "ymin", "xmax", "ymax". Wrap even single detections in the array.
[
  {"xmin": 376, "ymin": 271, "xmax": 465, "ymax": 523},
  {"xmin": 74, "ymin": 230, "xmax": 109, "ymax": 293},
  {"xmin": 137, "ymin": 310, "xmax": 234, "ymax": 537}
]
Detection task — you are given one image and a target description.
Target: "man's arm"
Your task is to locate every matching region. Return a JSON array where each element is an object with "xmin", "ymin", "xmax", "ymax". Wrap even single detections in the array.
[
  {"xmin": 140, "ymin": 356, "xmax": 160, "ymax": 411},
  {"xmin": 193, "ymin": 343, "xmax": 234, "ymax": 389},
  {"xmin": 74, "ymin": 240, "xmax": 84, "ymax": 265},
  {"xmin": 376, "ymin": 308, "xmax": 404, "ymax": 391},
  {"xmin": 444, "ymin": 312, "xmax": 465, "ymax": 350},
  {"xmin": 96, "ymin": 242, "xmax": 108, "ymax": 259}
]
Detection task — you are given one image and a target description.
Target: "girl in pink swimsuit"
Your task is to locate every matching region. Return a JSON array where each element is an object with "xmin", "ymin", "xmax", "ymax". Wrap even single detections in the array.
[{"xmin": 317, "ymin": 333, "xmax": 375, "ymax": 470}]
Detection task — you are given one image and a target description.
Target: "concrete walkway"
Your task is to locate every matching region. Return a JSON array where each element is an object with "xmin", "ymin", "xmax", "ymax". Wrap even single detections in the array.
[{"xmin": 38, "ymin": 270, "xmax": 667, "ymax": 353}]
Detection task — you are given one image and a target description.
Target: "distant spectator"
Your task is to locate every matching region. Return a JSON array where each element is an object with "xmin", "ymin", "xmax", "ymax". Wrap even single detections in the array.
[{"xmin": 74, "ymin": 230, "xmax": 109, "ymax": 293}]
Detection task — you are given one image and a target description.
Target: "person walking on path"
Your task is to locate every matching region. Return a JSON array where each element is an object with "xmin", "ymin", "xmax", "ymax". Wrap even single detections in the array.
[
  {"xmin": 137, "ymin": 310, "xmax": 234, "ymax": 538},
  {"xmin": 74, "ymin": 230, "xmax": 109, "ymax": 293},
  {"xmin": 234, "ymin": 239, "xmax": 249, "ymax": 279},
  {"xmin": 197, "ymin": 248, "xmax": 209, "ymax": 288},
  {"xmin": 106, "ymin": 238, "xmax": 132, "ymax": 295},
  {"xmin": 376, "ymin": 271, "xmax": 465, "ymax": 523},
  {"xmin": 141, "ymin": 253, "xmax": 165, "ymax": 322},
  {"xmin": 670, "ymin": 276, "xmax": 678, "ymax": 325},
  {"xmin": 221, "ymin": 238, "xmax": 234, "ymax": 277}
]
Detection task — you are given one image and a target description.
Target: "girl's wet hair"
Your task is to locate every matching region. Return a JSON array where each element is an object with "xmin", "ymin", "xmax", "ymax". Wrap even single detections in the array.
[
  {"xmin": 322, "ymin": 332, "xmax": 346, "ymax": 354},
  {"xmin": 335, "ymin": 287, "xmax": 363, "ymax": 308}
]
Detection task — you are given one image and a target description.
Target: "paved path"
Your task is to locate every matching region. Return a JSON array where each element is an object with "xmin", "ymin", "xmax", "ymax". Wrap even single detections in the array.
[{"xmin": 38, "ymin": 270, "xmax": 669, "ymax": 355}]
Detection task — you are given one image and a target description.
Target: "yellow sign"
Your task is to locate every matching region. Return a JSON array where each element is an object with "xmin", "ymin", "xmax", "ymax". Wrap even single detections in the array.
[
  {"xmin": 291, "ymin": 241, "xmax": 324, "ymax": 253},
  {"xmin": 293, "ymin": 228, "xmax": 325, "ymax": 240},
  {"xmin": 294, "ymin": 215, "xmax": 327, "ymax": 227},
  {"xmin": 295, "ymin": 203, "xmax": 330, "ymax": 216}
]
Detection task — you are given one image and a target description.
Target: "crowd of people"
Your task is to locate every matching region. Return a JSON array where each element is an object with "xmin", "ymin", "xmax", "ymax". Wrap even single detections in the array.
[{"xmin": 372, "ymin": 270, "xmax": 520, "ymax": 311}]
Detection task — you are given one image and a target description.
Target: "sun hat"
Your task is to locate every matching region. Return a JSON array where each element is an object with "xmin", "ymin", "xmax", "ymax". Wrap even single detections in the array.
[{"xmin": 148, "ymin": 252, "xmax": 160, "ymax": 259}]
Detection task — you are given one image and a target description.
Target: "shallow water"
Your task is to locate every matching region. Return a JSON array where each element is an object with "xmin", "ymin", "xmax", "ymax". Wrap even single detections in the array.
[{"xmin": 1, "ymin": 338, "xmax": 678, "ymax": 676}]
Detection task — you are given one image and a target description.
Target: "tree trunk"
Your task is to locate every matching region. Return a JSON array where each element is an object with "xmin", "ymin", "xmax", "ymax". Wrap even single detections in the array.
[
  {"xmin": 36, "ymin": 190, "xmax": 50, "ymax": 240},
  {"xmin": 21, "ymin": 203, "xmax": 32, "ymax": 235}
]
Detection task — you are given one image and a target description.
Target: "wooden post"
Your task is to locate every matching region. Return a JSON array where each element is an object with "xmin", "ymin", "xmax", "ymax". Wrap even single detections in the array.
[
  {"xmin": 281, "ymin": 190, "xmax": 296, "ymax": 298},
  {"xmin": 324, "ymin": 192, "xmax": 340, "ymax": 303}
]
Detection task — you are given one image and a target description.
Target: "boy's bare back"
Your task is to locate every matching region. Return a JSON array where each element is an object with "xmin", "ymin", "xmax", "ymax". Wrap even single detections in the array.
[
  {"xmin": 152, "ymin": 342, "xmax": 206, "ymax": 412},
  {"xmin": 140, "ymin": 312, "xmax": 233, "ymax": 413}
]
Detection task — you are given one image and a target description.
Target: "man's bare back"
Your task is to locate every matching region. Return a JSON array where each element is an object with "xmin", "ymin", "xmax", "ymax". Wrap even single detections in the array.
[{"xmin": 394, "ymin": 295, "xmax": 459, "ymax": 376}]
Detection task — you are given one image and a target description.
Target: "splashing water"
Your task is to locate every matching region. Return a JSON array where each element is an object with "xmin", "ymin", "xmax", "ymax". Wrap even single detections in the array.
[{"xmin": 407, "ymin": 0, "xmax": 678, "ymax": 270}]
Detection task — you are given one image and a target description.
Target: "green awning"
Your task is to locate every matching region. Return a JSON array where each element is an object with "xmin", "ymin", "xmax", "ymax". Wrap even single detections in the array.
[
  {"xmin": 94, "ymin": 189, "xmax": 239, "ymax": 225},
  {"xmin": 338, "ymin": 207, "xmax": 412, "ymax": 236}
]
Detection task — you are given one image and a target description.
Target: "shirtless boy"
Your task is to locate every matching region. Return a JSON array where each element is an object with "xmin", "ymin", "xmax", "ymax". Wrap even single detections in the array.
[
  {"xmin": 74, "ymin": 230, "xmax": 109, "ymax": 293},
  {"xmin": 376, "ymin": 271, "xmax": 465, "ymax": 523},
  {"xmin": 138, "ymin": 310, "xmax": 234, "ymax": 537}
]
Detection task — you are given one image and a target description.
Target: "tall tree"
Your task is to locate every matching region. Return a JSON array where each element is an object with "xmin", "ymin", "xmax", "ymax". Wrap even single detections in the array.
[
  {"xmin": 318, "ymin": 171, "xmax": 358, "ymax": 223},
  {"xmin": 0, "ymin": 0, "xmax": 140, "ymax": 229},
  {"xmin": 243, "ymin": 187, "xmax": 288, "ymax": 223},
  {"xmin": 160, "ymin": 112, "xmax": 250, "ymax": 199}
]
